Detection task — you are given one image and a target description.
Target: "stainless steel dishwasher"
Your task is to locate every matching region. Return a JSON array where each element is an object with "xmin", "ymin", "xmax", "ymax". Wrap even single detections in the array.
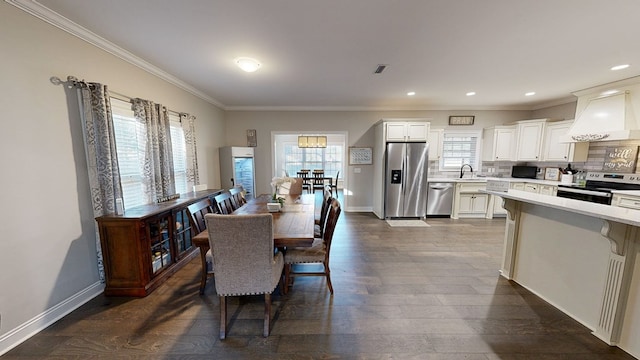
[{"xmin": 427, "ymin": 182, "xmax": 454, "ymax": 216}]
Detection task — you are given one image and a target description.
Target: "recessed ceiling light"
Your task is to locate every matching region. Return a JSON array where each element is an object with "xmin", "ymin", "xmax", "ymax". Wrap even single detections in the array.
[
  {"xmin": 611, "ymin": 64, "xmax": 630, "ymax": 71},
  {"xmin": 235, "ymin": 57, "xmax": 261, "ymax": 72},
  {"xmin": 525, "ymin": 92, "xmax": 536, "ymax": 96},
  {"xmin": 407, "ymin": 91, "xmax": 416, "ymax": 96},
  {"xmin": 466, "ymin": 91, "xmax": 476, "ymax": 96}
]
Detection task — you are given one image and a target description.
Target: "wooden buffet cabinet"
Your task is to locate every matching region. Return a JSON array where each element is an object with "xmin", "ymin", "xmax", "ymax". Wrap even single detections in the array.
[{"xmin": 95, "ymin": 189, "xmax": 222, "ymax": 297}]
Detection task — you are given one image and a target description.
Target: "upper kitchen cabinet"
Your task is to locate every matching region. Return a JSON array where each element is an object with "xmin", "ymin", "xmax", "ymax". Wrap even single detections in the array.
[
  {"xmin": 385, "ymin": 121, "xmax": 429, "ymax": 142},
  {"xmin": 515, "ymin": 119, "xmax": 546, "ymax": 161},
  {"xmin": 542, "ymin": 120, "xmax": 589, "ymax": 162},
  {"xmin": 427, "ymin": 128, "xmax": 443, "ymax": 161},
  {"xmin": 482, "ymin": 125, "xmax": 516, "ymax": 161}
]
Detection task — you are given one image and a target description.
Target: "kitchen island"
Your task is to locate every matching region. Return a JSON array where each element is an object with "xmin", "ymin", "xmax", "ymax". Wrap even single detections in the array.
[{"xmin": 484, "ymin": 189, "xmax": 640, "ymax": 358}]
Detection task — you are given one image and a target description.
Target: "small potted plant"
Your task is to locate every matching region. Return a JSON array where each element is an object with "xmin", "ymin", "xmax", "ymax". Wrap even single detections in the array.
[{"xmin": 270, "ymin": 176, "xmax": 295, "ymax": 206}]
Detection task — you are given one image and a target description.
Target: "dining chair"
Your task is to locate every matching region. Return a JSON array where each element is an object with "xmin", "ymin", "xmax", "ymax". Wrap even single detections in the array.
[
  {"xmin": 214, "ymin": 191, "xmax": 235, "ymax": 214},
  {"xmin": 186, "ymin": 198, "xmax": 215, "ymax": 294},
  {"xmin": 312, "ymin": 171, "xmax": 325, "ymax": 193},
  {"xmin": 331, "ymin": 171, "xmax": 340, "ymax": 198},
  {"xmin": 229, "ymin": 186, "xmax": 246, "ymax": 209},
  {"xmin": 284, "ymin": 198, "xmax": 341, "ymax": 295},
  {"xmin": 296, "ymin": 171, "xmax": 311, "ymax": 193},
  {"xmin": 205, "ymin": 213, "xmax": 284, "ymax": 339},
  {"xmin": 276, "ymin": 178, "xmax": 303, "ymax": 196},
  {"xmin": 314, "ymin": 187, "xmax": 332, "ymax": 238}
]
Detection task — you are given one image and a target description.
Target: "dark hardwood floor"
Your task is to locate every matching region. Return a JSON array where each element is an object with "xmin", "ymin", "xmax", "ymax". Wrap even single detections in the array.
[{"xmin": 4, "ymin": 194, "xmax": 636, "ymax": 359}]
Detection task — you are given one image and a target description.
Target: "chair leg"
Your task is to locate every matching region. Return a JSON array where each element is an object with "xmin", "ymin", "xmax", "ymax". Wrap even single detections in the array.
[
  {"xmin": 199, "ymin": 251, "xmax": 208, "ymax": 295},
  {"xmin": 219, "ymin": 295, "xmax": 227, "ymax": 339},
  {"xmin": 325, "ymin": 263, "xmax": 334, "ymax": 295},
  {"xmin": 284, "ymin": 264, "xmax": 290, "ymax": 295},
  {"xmin": 263, "ymin": 293, "xmax": 271, "ymax": 337}
]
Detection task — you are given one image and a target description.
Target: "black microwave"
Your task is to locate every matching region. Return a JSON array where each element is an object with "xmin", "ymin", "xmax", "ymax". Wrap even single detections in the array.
[{"xmin": 511, "ymin": 166, "xmax": 538, "ymax": 179}]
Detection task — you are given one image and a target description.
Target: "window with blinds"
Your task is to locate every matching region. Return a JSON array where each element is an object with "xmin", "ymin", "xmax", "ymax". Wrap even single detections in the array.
[
  {"xmin": 111, "ymin": 98, "xmax": 188, "ymax": 209},
  {"xmin": 282, "ymin": 144, "xmax": 343, "ymax": 178},
  {"xmin": 440, "ymin": 130, "xmax": 481, "ymax": 171}
]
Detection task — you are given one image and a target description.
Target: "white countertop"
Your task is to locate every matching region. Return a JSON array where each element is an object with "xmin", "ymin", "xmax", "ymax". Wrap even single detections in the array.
[
  {"xmin": 429, "ymin": 176, "xmax": 568, "ymax": 186},
  {"xmin": 611, "ymin": 190, "xmax": 640, "ymax": 196},
  {"xmin": 485, "ymin": 189, "xmax": 640, "ymax": 227}
]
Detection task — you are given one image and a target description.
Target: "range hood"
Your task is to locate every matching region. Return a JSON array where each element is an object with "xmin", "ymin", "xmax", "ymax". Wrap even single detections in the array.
[{"xmin": 562, "ymin": 90, "xmax": 640, "ymax": 142}]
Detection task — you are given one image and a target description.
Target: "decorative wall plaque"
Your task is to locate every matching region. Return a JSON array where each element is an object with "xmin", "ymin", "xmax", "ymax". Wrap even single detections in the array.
[
  {"xmin": 602, "ymin": 146, "xmax": 639, "ymax": 173},
  {"xmin": 246, "ymin": 129, "xmax": 257, "ymax": 147},
  {"xmin": 449, "ymin": 116, "xmax": 475, "ymax": 125},
  {"xmin": 349, "ymin": 147, "xmax": 373, "ymax": 165}
]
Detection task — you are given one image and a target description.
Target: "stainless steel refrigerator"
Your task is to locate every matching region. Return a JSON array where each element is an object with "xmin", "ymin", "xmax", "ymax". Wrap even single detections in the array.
[
  {"xmin": 385, "ymin": 142, "xmax": 429, "ymax": 218},
  {"xmin": 219, "ymin": 146, "xmax": 256, "ymax": 200}
]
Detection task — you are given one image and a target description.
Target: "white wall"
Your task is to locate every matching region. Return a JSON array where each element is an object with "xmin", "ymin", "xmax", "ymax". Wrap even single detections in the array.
[
  {"xmin": 0, "ymin": 3, "xmax": 225, "ymax": 354},
  {"xmin": 225, "ymin": 110, "xmax": 533, "ymax": 210}
]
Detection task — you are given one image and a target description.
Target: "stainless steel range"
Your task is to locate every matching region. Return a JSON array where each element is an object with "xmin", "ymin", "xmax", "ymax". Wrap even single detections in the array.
[{"xmin": 556, "ymin": 172, "xmax": 640, "ymax": 204}]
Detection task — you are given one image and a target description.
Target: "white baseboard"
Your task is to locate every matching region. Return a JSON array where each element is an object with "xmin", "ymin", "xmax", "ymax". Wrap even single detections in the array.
[
  {"xmin": 345, "ymin": 206, "xmax": 373, "ymax": 212},
  {"xmin": 0, "ymin": 282, "xmax": 104, "ymax": 356}
]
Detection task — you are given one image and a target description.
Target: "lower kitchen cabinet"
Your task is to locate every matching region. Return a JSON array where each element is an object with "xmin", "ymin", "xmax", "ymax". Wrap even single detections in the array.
[
  {"xmin": 452, "ymin": 182, "xmax": 488, "ymax": 219},
  {"xmin": 611, "ymin": 193, "xmax": 640, "ymax": 209},
  {"xmin": 95, "ymin": 189, "xmax": 222, "ymax": 297}
]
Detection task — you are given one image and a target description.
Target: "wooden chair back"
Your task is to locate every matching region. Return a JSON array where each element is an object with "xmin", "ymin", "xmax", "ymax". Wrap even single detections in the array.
[
  {"xmin": 214, "ymin": 192, "xmax": 235, "ymax": 214},
  {"xmin": 186, "ymin": 198, "xmax": 214, "ymax": 233},
  {"xmin": 229, "ymin": 186, "xmax": 246, "ymax": 209}
]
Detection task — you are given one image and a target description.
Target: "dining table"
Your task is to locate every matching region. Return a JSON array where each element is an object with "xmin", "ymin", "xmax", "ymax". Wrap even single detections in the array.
[{"xmin": 192, "ymin": 193, "xmax": 316, "ymax": 260}]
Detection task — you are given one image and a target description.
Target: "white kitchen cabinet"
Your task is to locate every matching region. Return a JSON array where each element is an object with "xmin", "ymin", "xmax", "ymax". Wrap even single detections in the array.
[
  {"xmin": 516, "ymin": 119, "xmax": 546, "ymax": 161},
  {"xmin": 458, "ymin": 193, "xmax": 488, "ymax": 216},
  {"xmin": 452, "ymin": 182, "xmax": 488, "ymax": 219},
  {"xmin": 523, "ymin": 183, "xmax": 539, "ymax": 193},
  {"xmin": 427, "ymin": 128, "xmax": 443, "ymax": 161},
  {"xmin": 542, "ymin": 120, "xmax": 589, "ymax": 162},
  {"xmin": 482, "ymin": 125, "xmax": 516, "ymax": 161},
  {"xmin": 490, "ymin": 195, "xmax": 507, "ymax": 217},
  {"xmin": 539, "ymin": 184, "xmax": 557, "ymax": 196},
  {"xmin": 511, "ymin": 182, "xmax": 525, "ymax": 191},
  {"xmin": 611, "ymin": 193, "xmax": 640, "ymax": 210},
  {"xmin": 386, "ymin": 122, "xmax": 429, "ymax": 142}
]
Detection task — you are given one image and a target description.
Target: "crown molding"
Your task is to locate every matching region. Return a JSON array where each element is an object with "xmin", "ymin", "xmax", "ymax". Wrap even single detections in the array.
[{"xmin": 6, "ymin": 0, "xmax": 225, "ymax": 109}]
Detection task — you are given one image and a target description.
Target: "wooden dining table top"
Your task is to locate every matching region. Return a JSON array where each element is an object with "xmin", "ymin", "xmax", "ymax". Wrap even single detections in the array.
[{"xmin": 192, "ymin": 193, "xmax": 316, "ymax": 250}]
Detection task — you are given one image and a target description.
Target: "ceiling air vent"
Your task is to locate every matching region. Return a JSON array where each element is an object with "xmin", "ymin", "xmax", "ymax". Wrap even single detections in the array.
[{"xmin": 373, "ymin": 64, "xmax": 388, "ymax": 74}]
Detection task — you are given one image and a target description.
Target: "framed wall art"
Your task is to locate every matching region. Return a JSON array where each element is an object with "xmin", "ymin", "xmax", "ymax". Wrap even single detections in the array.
[
  {"xmin": 449, "ymin": 116, "xmax": 475, "ymax": 125},
  {"xmin": 602, "ymin": 146, "xmax": 639, "ymax": 173},
  {"xmin": 349, "ymin": 147, "xmax": 373, "ymax": 165}
]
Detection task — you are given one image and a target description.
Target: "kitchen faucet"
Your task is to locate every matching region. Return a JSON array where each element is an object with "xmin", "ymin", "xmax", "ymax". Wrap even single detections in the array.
[{"xmin": 460, "ymin": 164, "xmax": 473, "ymax": 178}]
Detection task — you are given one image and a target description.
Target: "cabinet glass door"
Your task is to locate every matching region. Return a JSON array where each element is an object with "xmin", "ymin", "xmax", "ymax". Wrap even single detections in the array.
[
  {"xmin": 149, "ymin": 215, "xmax": 173, "ymax": 274},
  {"xmin": 174, "ymin": 208, "xmax": 194, "ymax": 258}
]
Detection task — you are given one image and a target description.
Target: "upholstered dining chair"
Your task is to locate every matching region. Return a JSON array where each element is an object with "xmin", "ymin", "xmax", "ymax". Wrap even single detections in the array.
[
  {"xmin": 205, "ymin": 213, "xmax": 284, "ymax": 339},
  {"xmin": 284, "ymin": 198, "xmax": 341, "ymax": 295},
  {"xmin": 186, "ymin": 198, "xmax": 215, "ymax": 294},
  {"xmin": 214, "ymin": 191, "xmax": 235, "ymax": 214}
]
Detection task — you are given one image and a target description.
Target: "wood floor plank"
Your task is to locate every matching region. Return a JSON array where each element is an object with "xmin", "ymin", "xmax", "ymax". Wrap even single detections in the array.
[{"xmin": 2, "ymin": 194, "xmax": 636, "ymax": 359}]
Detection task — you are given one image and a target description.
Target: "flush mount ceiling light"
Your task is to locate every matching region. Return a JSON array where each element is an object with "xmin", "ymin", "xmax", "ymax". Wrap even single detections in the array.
[
  {"xmin": 235, "ymin": 57, "xmax": 261, "ymax": 72},
  {"xmin": 611, "ymin": 64, "xmax": 630, "ymax": 71},
  {"xmin": 525, "ymin": 92, "xmax": 536, "ymax": 96},
  {"xmin": 407, "ymin": 91, "xmax": 416, "ymax": 96},
  {"xmin": 466, "ymin": 91, "xmax": 476, "ymax": 96}
]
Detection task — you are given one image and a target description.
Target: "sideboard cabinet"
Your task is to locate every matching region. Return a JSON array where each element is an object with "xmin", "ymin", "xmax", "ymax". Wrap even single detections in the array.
[{"xmin": 96, "ymin": 189, "xmax": 222, "ymax": 297}]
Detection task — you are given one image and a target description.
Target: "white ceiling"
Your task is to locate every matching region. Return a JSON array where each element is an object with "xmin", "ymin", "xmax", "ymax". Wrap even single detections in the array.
[{"xmin": 23, "ymin": 0, "xmax": 640, "ymax": 110}]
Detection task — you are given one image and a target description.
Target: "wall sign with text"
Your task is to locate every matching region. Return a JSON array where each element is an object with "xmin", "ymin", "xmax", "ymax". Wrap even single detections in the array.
[{"xmin": 603, "ymin": 146, "xmax": 639, "ymax": 173}]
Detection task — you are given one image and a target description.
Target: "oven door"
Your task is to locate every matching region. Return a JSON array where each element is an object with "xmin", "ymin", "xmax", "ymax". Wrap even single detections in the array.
[{"xmin": 556, "ymin": 186, "xmax": 612, "ymax": 205}]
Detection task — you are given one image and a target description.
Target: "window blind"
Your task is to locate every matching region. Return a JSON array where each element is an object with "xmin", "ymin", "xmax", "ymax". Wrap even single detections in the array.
[{"xmin": 441, "ymin": 131, "xmax": 481, "ymax": 171}]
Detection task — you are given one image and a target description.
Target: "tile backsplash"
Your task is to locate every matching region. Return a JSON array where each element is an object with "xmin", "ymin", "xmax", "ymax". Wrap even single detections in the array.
[{"xmin": 428, "ymin": 140, "xmax": 640, "ymax": 178}]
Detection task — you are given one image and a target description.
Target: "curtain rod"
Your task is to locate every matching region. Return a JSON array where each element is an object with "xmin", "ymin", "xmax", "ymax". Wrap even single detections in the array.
[{"xmin": 50, "ymin": 75, "xmax": 184, "ymax": 117}]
